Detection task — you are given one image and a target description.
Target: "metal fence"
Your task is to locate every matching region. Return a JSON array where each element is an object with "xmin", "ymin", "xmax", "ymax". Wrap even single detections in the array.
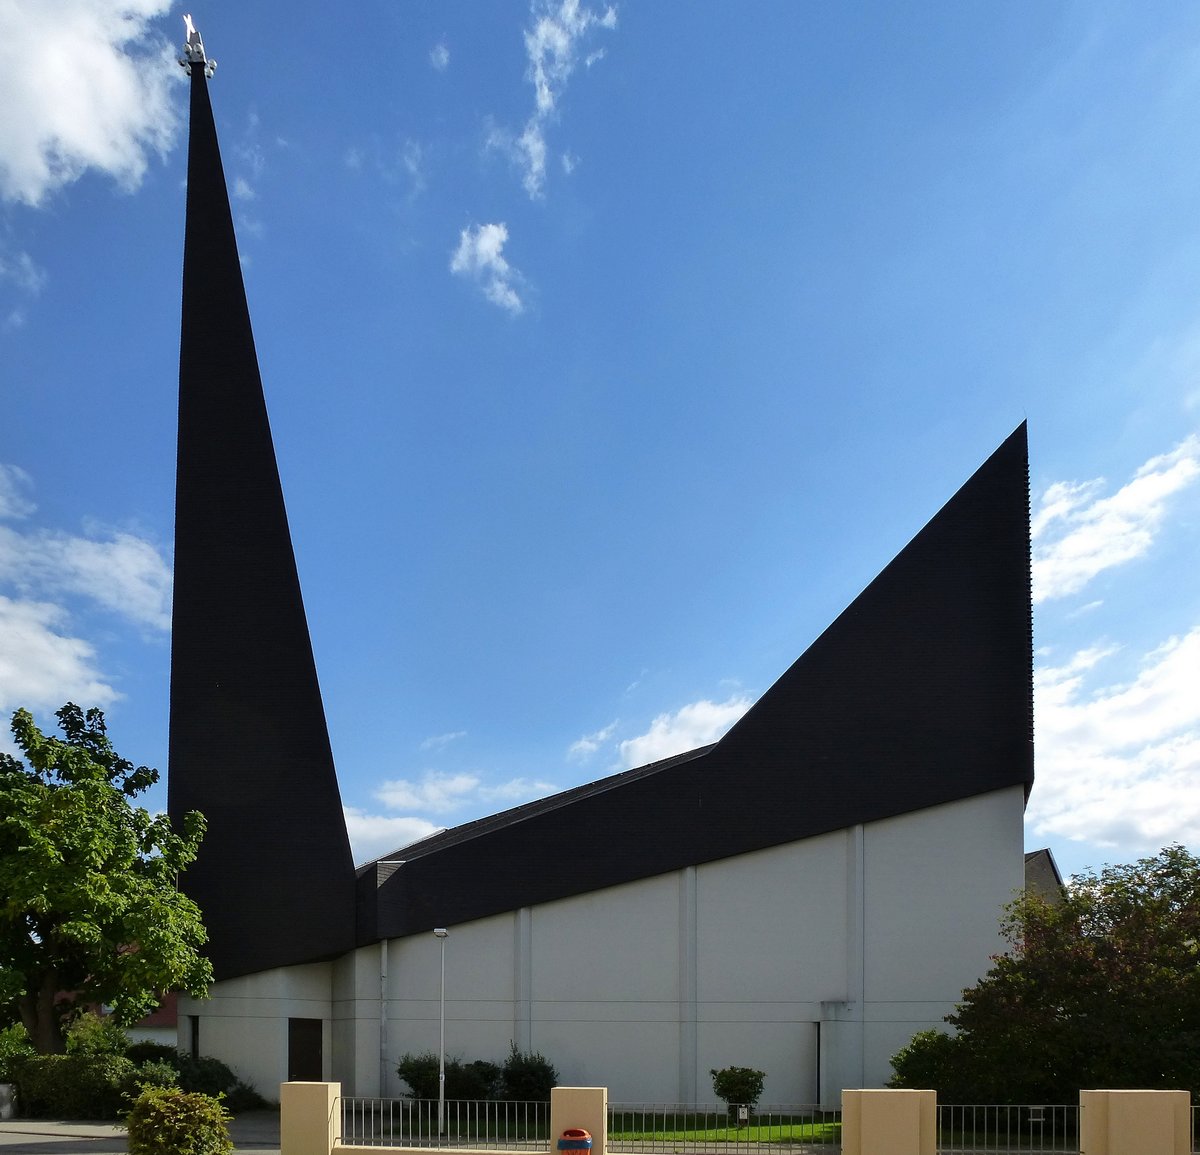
[
  {"xmin": 339, "ymin": 1097, "xmax": 1200, "ymax": 1154},
  {"xmin": 607, "ymin": 1105, "xmax": 841, "ymax": 1153},
  {"xmin": 340, "ymin": 1097, "xmax": 551, "ymax": 1149},
  {"xmin": 936, "ymin": 1105, "xmax": 1078, "ymax": 1153}
]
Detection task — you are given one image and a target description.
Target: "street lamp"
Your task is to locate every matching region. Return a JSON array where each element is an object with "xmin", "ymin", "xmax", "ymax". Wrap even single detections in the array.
[{"xmin": 434, "ymin": 928, "xmax": 448, "ymax": 1138}]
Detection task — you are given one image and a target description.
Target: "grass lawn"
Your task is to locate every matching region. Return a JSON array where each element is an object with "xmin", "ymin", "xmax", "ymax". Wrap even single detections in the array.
[{"xmin": 607, "ymin": 1112, "xmax": 841, "ymax": 1145}]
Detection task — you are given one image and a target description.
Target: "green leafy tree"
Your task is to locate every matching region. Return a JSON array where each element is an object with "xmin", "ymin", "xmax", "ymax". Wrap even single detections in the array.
[
  {"xmin": 890, "ymin": 845, "xmax": 1200, "ymax": 1102},
  {"xmin": 710, "ymin": 1066, "xmax": 766, "ymax": 1113},
  {"xmin": 0, "ymin": 705, "xmax": 212, "ymax": 1054}
]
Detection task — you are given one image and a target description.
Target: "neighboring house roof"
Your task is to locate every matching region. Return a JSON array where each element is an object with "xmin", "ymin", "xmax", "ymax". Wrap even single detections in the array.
[
  {"xmin": 360, "ymin": 424, "xmax": 1034, "ymax": 942},
  {"xmin": 1024, "ymin": 847, "xmax": 1066, "ymax": 904}
]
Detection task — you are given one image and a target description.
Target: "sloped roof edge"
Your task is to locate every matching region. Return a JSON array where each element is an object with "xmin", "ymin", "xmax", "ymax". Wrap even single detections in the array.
[{"xmin": 364, "ymin": 424, "xmax": 1033, "ymax": 943}]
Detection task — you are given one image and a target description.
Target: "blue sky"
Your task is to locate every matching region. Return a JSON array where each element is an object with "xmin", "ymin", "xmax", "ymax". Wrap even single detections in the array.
[{"xmin": 1, "ymin": 1, "xmax": 1198, "ymax": 882}]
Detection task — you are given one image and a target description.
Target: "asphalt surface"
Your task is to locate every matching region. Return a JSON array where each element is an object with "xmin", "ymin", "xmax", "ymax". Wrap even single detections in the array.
[{"xmin": 0, "ymin": 1110, "xmax": 281, "ymax": 1155}]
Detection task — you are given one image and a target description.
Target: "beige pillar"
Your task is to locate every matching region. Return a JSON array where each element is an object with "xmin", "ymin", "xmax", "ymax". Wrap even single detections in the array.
[
  {"xmin": 1080, "ymin": 1089, "xmax": 1190, "ymax": 1155},
  {"xmin": 281, "ymin": 1080, "xmax": 341, "ymax": 1155},
  {"xmin": 842, "ymin": 1089, "xmax": 935, "ymax": 1155},
  {"xmin": 550, "ymin": 1087, "xmax": 608, "ymax": 1155}
]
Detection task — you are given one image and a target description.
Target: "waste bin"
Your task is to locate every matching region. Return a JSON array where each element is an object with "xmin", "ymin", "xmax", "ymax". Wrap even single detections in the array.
[{"xmin": 558, "ymin": 1129, "xmax": 593, "ymax": 1152}]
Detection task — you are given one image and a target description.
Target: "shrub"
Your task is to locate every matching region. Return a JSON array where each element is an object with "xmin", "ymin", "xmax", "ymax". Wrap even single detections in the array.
[
  {"xmin": 395, "ymin": 1053, "xmax": 501, "ymax": 1100},
  {"xmin": 126, "ymin": 1042, "xmax": 184, "ymax": 1067},
  {"xmin": 396, "ymin": 1052, "xmax": 439, "ymax": 1099},
  {"xmin": 457, "ymin": 1060, "xmax": 502, "ymax": 1100},
  {"xmin": 710, "ymin": 1066, "xmax": 766, "ymax": 1114},
  {"xmin": 132, "ymin": 1060, "xmax": 180, "ymax": 1092},
  {"xmin": 67, "ymin": 1012, "xmax": 131, "ymax": 1056},
  {"xmin": 173, "ymin": 1055, "xmax": 239, "ymax": 1098},
  {"xmin": 501, "ymin": 1044, "xmax": 557, "ymax": 1101},
  {"xmin": 0, "ymin": 1024, "xmax": 34, "ymax": 1083},
  {"xmin": 126, "ymin": 1086, "xmax": 233, "ymax": 1155},
  {"xmin": 14, "ymin": 1053, "xmax": 139, "ymax": 1119}
]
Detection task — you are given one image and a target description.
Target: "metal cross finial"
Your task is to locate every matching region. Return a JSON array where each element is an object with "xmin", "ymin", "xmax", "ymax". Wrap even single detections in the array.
[{"xmin": 179, "ymin": 14, "xmax": 216, "ymax": 78}]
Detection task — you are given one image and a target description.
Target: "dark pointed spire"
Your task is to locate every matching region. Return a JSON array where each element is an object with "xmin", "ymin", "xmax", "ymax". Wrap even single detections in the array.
[{"xmin": 168, "ymin": 26, "xmax": 356, "ymax": 980}]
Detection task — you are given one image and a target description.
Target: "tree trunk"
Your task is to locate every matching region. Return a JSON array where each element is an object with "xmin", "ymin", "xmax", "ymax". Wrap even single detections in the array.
[{"xmin": 17, "ymin": 973, "xmax": 68, "ymax": 1055}]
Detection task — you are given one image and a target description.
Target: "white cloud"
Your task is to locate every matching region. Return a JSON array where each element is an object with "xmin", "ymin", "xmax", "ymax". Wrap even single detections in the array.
[
  {"xmin": 1032, "ymin": 435, "xmax": 1200, "ymax": 603},
  {"xmin": 232, "ymin": 176, "xmax": 255, "ymax": 201},
  {"xmin": 0, "ymin": 524, "xmax": 172, "ymax": 631},
  {"xmin": 450, "ymin": 222, "xmax": 524, "ymax": 314},
  {"xmin": 480, "ymin": 776, "xmax": 557, "ymax": 803},
  {"xmin": 421, "ymin": 730, "xmax": 467, "ymax": 752},
  {"xmin": 375, "ymin": 771, "xmax": 481, "ymax": 813},
  {"xmin": 1028, "ymin": 628, "xmax": 1200, "ymax": 854},
  {"xmin": 343, "ymin": 806, "xmax": 442, "ymax": 866},
  {"xmin": 0, "ymin": 594, "xmax": 119, "ymax": 717},
  {"xmin": 568, "ymin": 720, "xmax": 617, "ymax": 760},
  {"xmin": 0, "ymin": 465, "xmax": 35, "ymax": 520},
  {"xmin": 430, "ymin": 44, "xmax": 450, "ymax": 72},
  {"xmin": 0, "ymin": 250, "xmax": 47, "ymax": 296},
  {"xmin": 620, "ymin": 696, "xmax": 753, "ymax": 769},
  {"xmin": 0, "ymin": 0, "xmax": 180, "ymax": 207},
  {"xmin": 490, "ymin": 0, "xmax": 617, "ymax": 199}
]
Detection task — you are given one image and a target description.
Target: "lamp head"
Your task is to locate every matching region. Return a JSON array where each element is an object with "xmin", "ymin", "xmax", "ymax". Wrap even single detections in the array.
[{"xmin": 433, "ymin": 927, "xmax": 448, "ymax": 938}]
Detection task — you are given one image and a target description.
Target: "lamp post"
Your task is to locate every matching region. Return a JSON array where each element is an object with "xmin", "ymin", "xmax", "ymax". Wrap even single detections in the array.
[{"xmin": 434, "ymin": 928, "xmax": 448, "ymax": 1138}]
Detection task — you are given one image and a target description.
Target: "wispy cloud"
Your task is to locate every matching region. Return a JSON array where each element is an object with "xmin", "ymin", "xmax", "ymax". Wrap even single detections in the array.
[
  {"xmin": 1028, "ymin": 628, "xmax": 1200, "ymax": 854},
  {"xmin": 343, "ymin": 806, "xmax": 442, "ymax": 866},
  {"xmin": 1032, "ymin": 435, "xmax": 1200, "ymax": 603},
  {"xmin": 568, "ymin": 720, "xmax": 617, "ymax": 760},
  {"xmin": 0, "ymin": 464, "xmax": 171, "ymax": 723},
  {"xmin": 0, "ymin": 0, "xmax": 179, "ymax": 207},
  {"xmin": 0, "ymin": 250, "xmax": 47, "ymax": 296},
  {"xmin": 480, "ymin": 777, "xmax": 557, "ymax": 804},
  {"xmin": 376, "ymin": 772, "xmax": 481, "ymax": 813},
  {"xmin": 450, "ymin": 222, "xmax": 524, "ymax": 314},
  {"xmin": 421, "ymin": 730, "xmax": 467, "ymax": 752},
  {"xmin": 0, "ymin": 464, "xmax": 35, "ymax": 520},
  {"xmin": 0, "ymin": 524, "xmax": 172, "ymax": 631},
  {"xmin": 619, "ymin": 696, "xmax": 752, "ymax": 769},
  {"xmin": 490, "ymin": 0, "xmax": 617, "ymax": 199},
  {"xmin": 430, "ymin": 43, "xmax": 450, "ymax": 72}
]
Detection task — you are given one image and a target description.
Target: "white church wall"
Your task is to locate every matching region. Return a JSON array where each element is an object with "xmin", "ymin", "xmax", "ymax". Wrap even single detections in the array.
[
  {"xmin": 186, "ymin": 786, "xmax": 1024, "ymax": 1103},
  {"xmin": 178, "ymin": 961, "xmax": 333, "ymax": 1094}
]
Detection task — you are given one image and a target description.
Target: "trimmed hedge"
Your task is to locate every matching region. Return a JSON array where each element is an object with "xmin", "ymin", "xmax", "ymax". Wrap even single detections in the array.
[{"xmin": 13, "ymin": 1054, "xmax": 141, "ymax": 1119}]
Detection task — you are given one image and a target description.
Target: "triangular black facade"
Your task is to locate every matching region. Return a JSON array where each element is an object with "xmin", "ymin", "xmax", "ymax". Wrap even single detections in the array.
[
  {"xmin": 368, "ymin": 424, "xmax": 1033, "ymax": 939},
  {"xmin": 167, "ymin": 62, "xmax": 355, "ymax": 980}
]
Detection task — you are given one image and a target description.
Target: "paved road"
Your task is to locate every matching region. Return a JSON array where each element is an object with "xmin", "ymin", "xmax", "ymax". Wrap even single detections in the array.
[{"xmin": 0, "ymin": 1110, "xmax": 281, "ymax": 1155}]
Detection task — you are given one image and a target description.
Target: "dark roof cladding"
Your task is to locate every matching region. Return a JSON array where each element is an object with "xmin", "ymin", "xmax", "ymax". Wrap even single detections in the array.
[{"xmin": 361, "ymin": 424, "xmax": 1033, "ymax": 942}]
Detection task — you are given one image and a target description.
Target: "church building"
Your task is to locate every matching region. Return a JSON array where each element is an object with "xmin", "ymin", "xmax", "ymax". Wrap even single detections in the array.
[{"xmin": 167, "ymin": 26, "xmax": 1034, "ymax": 1107}]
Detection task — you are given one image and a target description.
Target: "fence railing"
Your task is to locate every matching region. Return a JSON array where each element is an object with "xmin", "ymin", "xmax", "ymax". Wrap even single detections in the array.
[
  {"xmin": 607, "ymin": 1105, "xmax": 841, "ymax": 1152},
  {"xmin": 936, "ymin": 1105, "xmax": 1078, "ymax": 1153},
  {"xmin": 338, "ymin": 1096, "xmax": 1200, "ymax": 1153},
  {"xmin": 340, "ymin": 1097, "xmax": 551, "ymax": 1149}
]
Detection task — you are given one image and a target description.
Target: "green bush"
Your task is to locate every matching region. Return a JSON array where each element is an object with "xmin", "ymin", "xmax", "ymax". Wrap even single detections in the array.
[
  {"xmin": 0, "ymin": 1024, "xmax": 34, "ymax": 1083},
  {"xmin": 66, "ymin": 1012, "xmax": 131, "ymax": 1056},
  {"xmin": 396, "ymin": 1052, "xmax": 439, "ymax": 1098},
  {"xmin": 120, "ymin": 1046, "xmax": 267, "ymax": 1112},
  {"xmin": 126, "ymin": 1086, "xmax": 233, "ymax": 1155},
  {"xmin": 395, "ymin": 1053, "xmax": 501, "ymax": 1100},
  {"xmin": 501, "ymin": 1044, "xmax": 557, "ymax": 1101},
  {"xmin": 710, "ymin": 1066, "xmax": 766, "ymax": 1113},
  {"xmin": 126, "ymin": 1042, "xmax": 184, "ymax": 1067},
  {"xmin": 14, "ymin": 1053, "xmax": 139, "ymax": 1119},
  {"xmin": 132, "ymin": 1059, "xmax": 180, "ymax": 1092}
]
